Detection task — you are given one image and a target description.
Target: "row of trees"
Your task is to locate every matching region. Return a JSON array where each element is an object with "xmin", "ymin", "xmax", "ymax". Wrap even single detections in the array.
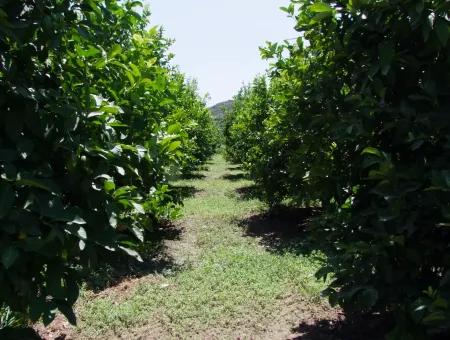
[
  {"xmin": 0, "ymin": 0, "xmax": 218, "ymax": 326},
  {"xmin": 225, "ymin": 0, "xmax": 450, "ymax": 337}
]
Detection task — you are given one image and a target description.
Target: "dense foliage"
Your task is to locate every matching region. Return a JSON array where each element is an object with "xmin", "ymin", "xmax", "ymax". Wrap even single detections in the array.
[
  {"xmin": 168, "ymin": 77, "xmax": 220, "ymax": 174},
  {"xmin": 224, "ymin": 77, "xmax": 269, "ymax": 164},
  {"xmin": 0, "ymin": 0, "xmax": 217, "ymax": 325},
  {"xmin": 226, "ymin": 0, "xmax": 450, "ymax": 337}
]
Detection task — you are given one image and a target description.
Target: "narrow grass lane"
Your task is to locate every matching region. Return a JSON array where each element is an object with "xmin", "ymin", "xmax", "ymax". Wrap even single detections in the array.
[{"xmin": 74, "ymin": 155, "xmax": 336, "ymax": 339}]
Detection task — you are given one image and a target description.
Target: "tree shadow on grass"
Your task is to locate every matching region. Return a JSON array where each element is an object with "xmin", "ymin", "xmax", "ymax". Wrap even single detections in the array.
[
  {"xmin": 84, "ymin": 222, "xmax": 182, "ymax": 292},
  {"xmin": 20, "ymin": 223, "xmax": 183, "ymax": 340},
  {"xmin": 180, "ymin": 172, "xmax": 206, "ymax": 180},
  {"xmin": 227, "ymin": 165, "xmax": 243, "ymax": 171},
  {"xmin": 221, "ymin": 173, "xmax": 247, "ymax": 181},
  {"xmin": 235, "ymin": 184, "xmax": 264, "ymax": 201},
  {"xmin": 290, "ymin": 313, "xmax": 393, "ymax": 340},
  {"xmin": 238, "ymin": 207, "xmax": 398, "ymax": 339},
  {"xmin": 172, "ymin": 185, "xmax": 203, "ymax": 199},
  {"xmin": 238, "ymin": 205, "xmax": 320, "ymax": 255}
]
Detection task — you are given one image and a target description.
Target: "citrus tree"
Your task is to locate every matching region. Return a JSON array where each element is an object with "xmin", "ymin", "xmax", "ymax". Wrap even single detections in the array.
[
  {"xmin": 0, "ymin": 0, "xmax": 217, "ymax": 325},
  {"xmin": 226, "ymin": 0, "xmax": 450, "ymax": 336}
]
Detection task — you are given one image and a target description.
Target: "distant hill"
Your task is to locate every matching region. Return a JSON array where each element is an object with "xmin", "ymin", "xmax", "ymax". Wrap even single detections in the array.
[{"xmin": 209, "ymin": 100, "xmax": 233, "ymax": 123}]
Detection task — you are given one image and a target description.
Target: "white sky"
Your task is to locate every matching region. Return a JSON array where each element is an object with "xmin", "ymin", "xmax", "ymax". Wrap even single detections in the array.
[{"xmin": 145, "ymin": 0, "xmax": 296, "ymax": 105}]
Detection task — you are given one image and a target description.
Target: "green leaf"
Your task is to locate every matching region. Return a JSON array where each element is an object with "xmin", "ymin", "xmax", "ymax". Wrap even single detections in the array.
[
  {"xmin": 42, "ymin": 207, "xmax": 86, "ymax": 225},
  {"xmin": 104, "ymin": 180, "xmax": 116, "ymax": 192},
  {"xmin": 76, "ymin": 45, "xmax": 101, "ymax": 58},
  {"xmin": 85, "ymin": 0, "xmax": 102, "ymax": 15},
  {"xmin": 0, "ymin": 149, "xmax": 17, "ymax": 162},
  {"xmin": 167, "ymin": 123, "xmax": 181, "ymax": 134},
  {"xmin": 79, "ymin": 239, "xmax": 86, "ymax": 251},
  {"xmin": 113, "ymin": 186, "xmax": 136, "ymax": 198},
  {"xmin": 110, "ymin": 145, "xmax": 123, "ymax": 156},
  {"xmin": 17, "ymin": 178, "xmax": 60, "ymax": 194},
  {"xmin": 109, "ymin": 44, "xmax": 122, "ymax": 58},
  {"xmin": 167, "ymin": 141, "xmax": 181, "ymax": 152},
  {"xmin": 46, "ymin": 270, "xmax": 66, "ymax": 300},
  {"xmin": 77, "ymin": 227, "xmax": 87, "ymax": 239},
  {"xmin": 118, "ymin": 246, "xmax": 143, "ymax": 262},
  {"xmin": 2, "ymin": 247, "xmax": 19, "ymax": 269},
  {"xmin": 129, "ymin": 63, "xmax": 141, "ymax": 78},
  {"xmin": 115, "ymin": 166, "xmax": 125, "ymax": 176},
  {"xmin": 357, "ymin": 288, "xmax": 378, "ymax": 309},
  {"xmin": 423, "ymin": 311, "xmax": 447, "ymax": 324},
  {"xmin": 280, "ymin": 4, "xmax": 295, "ymax": 16},
  {"xmin": 125, "ymin": 70, "xmax": 135, "ymax": 85},
  {"xmin": 0, "ymin": 182, "xmax": 14, "ymax": 218},
  {"xmin": 435, "ymin": 19, "xmax": 449, "ymax": 46},
  {"xmin": 109, "ymin": 212, "xmax": 118, "ymax": 228},
  {"xmin": 29, "ymin": 296, "xmax": 48, "ymax": 322},
  {"xmin": 100, "ymin": 105, "xmax": 121, "ymax": 114},
  {"xmin": 309, "ymin": 3, "xmax": 333, "ymax": 13},
  {"xmin": 361, "ymin": 147, "xmax": 382, "ymax": 158},
  {"xmin": 87, "ymin": 111, "xmax": 104, "ymax": 118},
  {"xmin": 378, "ymin": 41, "xmax": 395, "ymax": 75},
  {"xmin": 17, "ymin": 138, "xmax": 34, "ymax": 159},
  {"xmin": 72, "ymin": 216, "xmax": 87, "ymax": 225},
  {"xmin": 132, "ymin": 225, "xmax": 144, "ymax": 242},
  {"xmin": 160, "ymin": 98, "xmax": 174, "ymax": 106},
  {"xmin": 58, "ymin": 303, "xmax": 77, "ymax": 326},
  {"xmin": 131, "ymin": 202, "xmax": 145, "ymax": 214}
]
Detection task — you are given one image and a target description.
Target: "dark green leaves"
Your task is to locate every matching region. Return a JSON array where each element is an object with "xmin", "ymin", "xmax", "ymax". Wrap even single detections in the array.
[
  {"xmin": 118, "ymin": 246, "xmax": 143, "ymax": 262},
  {"xmin": 227, "ymin": 0, "xmax": 450, "ymax": 336},
  {"xmin": 357, "ymin": 288, "xmax": 379, "ymax": 310},
  {"xmin": 435, "ymin": 18, "xmax": 449, "ymax": 46},
  {"xmin": 16, "ymin": 178, "xmax": 60, "ymax": 194},
  {"xmin": 0, "ymin": 0, "xmax": 218, "ymax": 327},
  {"xmin": 0, "ymin": 182, "xmax": 14, "ymax": 218},
  {"xmin": 378, "ymin": 41, "xmax": 395, "ymax": 75},
  {"xmin": 1, "ymin": 247, "xmax": 19, "ymax": 269}
]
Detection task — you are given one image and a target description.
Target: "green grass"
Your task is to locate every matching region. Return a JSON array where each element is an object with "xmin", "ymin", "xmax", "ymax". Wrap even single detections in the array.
[
  {"xmin": 74, "ymin": 155, "xmax": 329, "ymax": 339},
  {"xmin": 0, "ymin": 304, "xmax": 26, "ymax": 330}
]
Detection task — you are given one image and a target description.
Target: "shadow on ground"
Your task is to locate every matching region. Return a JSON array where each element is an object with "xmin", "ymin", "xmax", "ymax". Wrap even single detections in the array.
[
  {"xmin": 227, "ymin": 165, "xmax": 243, "ymax": 171},
  {"xmin": 179, "ymin": 172, "xmax": 206, "ymax": 180},
  {"xmin": 291, "ymin": 313, "xmax": 393, "ymax": 340},
  {"xmin": 221, "ymin": 173, "xmax": 247, "ymax": 181},
  {"xmin": 238, "ymin": 205, "xmax": 398, "ymax": 339},
  {"xmin": 84, "ymin": 222, "xmax": 182, "ymax": 292},
  {"xmin": 0, "ymin": 327, "xmax": 41, "ymax": 340},
  {"xmin": 238, "ymin": 205, "xmax": 320, "ymax": 255},
  {"xmin": 172, "ymin": 185, "xmax": 203, "ymax": 199},
  {"xmin": 235, "ymin": 185, "xmax": 263, "ymax": 201}
]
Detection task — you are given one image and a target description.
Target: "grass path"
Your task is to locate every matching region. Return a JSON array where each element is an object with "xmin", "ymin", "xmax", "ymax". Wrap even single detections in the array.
[{"xmin": 72, "ymin": 155, "xmax": 337, "ymax": 339}]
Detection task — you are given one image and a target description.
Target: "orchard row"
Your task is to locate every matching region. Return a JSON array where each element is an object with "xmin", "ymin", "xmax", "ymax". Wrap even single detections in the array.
[
  {"xmin": 0, "ymin": 0, "xmax": 219, "ymax": 324},
  {"xmin": 225, "ymin": 0, "xmax": 450, "ymax": 337}
]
